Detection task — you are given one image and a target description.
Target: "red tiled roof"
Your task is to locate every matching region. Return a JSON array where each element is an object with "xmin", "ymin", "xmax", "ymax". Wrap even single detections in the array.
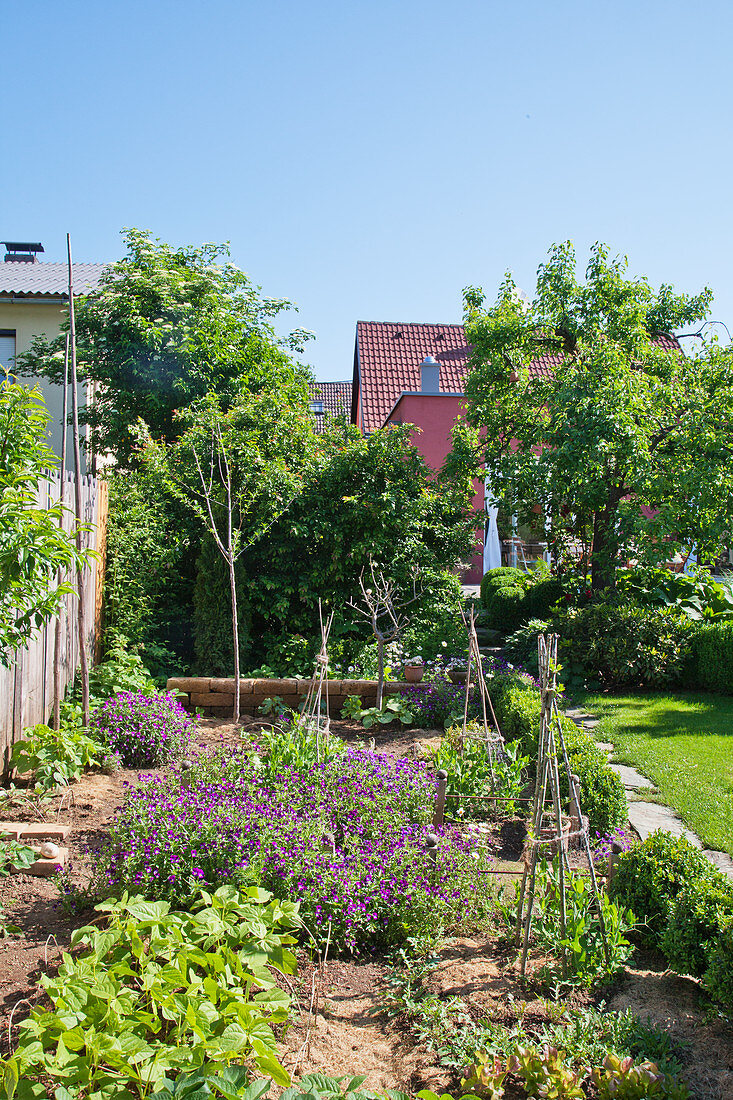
[{"xmin": 354, "ymin": 321, "xmax": 560, "ymax": 433}]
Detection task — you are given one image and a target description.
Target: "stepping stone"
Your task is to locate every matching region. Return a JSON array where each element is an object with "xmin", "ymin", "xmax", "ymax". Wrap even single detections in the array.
[
  {"xmin": 610, "ymin": 764, "xmax": 655, "ymax": 791},
  {"xmin": 25, "ymin": 848, "xmax": 68, "ymax": 877},
  {"xmin": 703, "ymin": 850, "xmax": 733, "ymax": 882},
  {"xmin": 596, "ymin": 741, "xmax": 615, "ymax": 754},
  {"xmin": 578, "ymin": 718, "xmax": 600, "ymax": 729},
  {"xmin": 564, "ymin": 708, "xmax": 587, "ymax": 719},
  {"xmin": 628, "ymin": 802, "xmax": 702, "ymax": 848}
]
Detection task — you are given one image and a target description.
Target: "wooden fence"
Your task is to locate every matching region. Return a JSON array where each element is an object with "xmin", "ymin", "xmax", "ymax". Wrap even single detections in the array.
[{"xmin": 0, "ymin": 473, "xmax": 108, "ymax": 774}]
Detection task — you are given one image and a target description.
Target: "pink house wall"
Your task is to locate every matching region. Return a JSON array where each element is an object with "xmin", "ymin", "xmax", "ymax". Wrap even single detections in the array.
[{"xmin": 386, "ymin": 392, "xmax": 484, "ymax": 584}]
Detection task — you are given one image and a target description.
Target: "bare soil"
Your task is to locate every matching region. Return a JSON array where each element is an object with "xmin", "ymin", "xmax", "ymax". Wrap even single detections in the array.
[{"xmin": 0, "ymin": 717, "xmax": 731, "ymax": 1098}]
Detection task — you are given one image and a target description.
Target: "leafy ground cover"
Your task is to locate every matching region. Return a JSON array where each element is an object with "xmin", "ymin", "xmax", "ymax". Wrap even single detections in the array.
[{"xmin": 575, "ymin": 689, "xmax": 733, "ymax": 854}]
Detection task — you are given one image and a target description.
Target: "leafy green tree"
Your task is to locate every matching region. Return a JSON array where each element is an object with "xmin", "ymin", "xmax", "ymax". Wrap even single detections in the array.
[
  {"xmin": 142, "ymin": 392, "xmax": 319, "ymax": 717},
  {"xmin": 463, "ymin": 242, "xmax": 733, "ymax": 591},
  {"xmin": 18, "ymin": 228, "xmax": 313, "ymax": 467},
  {"xmin": 0, "ymin": 382, "xmax": 90, "ymax": 660},
  {"xmin": 195, "ymin": 421, "xmax": 478, "ymax": 674},
  {"xmin": 102, "ymin": 466, "xmax": 198, "ymax": 677}
]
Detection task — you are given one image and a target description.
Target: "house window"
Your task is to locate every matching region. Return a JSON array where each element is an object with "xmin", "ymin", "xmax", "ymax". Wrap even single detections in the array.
[
  {"xmin": 0, "ymin": 330, "xmax": 16, "ymax": 380},
  {"xmin": 309, "ymin": 400, "xmax": 325, "ymax": 415}
]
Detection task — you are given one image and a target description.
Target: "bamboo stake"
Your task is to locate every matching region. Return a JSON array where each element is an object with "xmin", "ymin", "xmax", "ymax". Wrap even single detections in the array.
[
  {"xmin": 52, "ymin": 335, "xmax": 70, "ymax": 730},
  {"xmin": 67, "ymin": 234, "xmax": 90, "ymax": 727}
]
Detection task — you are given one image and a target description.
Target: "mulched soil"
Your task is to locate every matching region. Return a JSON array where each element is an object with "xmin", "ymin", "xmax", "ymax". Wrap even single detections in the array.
[{"xmin": 0, "ymin": 717, "xmax": 731, "ymax": 1097}]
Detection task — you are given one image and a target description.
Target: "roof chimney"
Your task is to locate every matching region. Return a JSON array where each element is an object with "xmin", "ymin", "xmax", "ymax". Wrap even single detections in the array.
[
  {"xmin": 420, "ymin": 355, "xmax": 440, "ymax": 394},
  {"xmin": 2, "ymin": 241, "xmax": 44, "ymax": 263}
]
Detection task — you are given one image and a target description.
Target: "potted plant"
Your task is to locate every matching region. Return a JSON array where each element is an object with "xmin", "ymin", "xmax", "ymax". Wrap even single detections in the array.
[
  {"xmin": 447, "ymin": 658, "xmax": 469, "ymax": 684},
  {"xmin": 403, "ymin": 656, "xmax": 424, "ymax": 683}
]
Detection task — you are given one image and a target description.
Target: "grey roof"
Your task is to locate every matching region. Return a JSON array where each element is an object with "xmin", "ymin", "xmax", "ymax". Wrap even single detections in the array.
[
  {"xmin": 0, "ymin": 262, "xmax": 108, "ymax": 298},
  {"xmin": 308, "ymin": 380, "xmax": 352, "ymax": 432}
]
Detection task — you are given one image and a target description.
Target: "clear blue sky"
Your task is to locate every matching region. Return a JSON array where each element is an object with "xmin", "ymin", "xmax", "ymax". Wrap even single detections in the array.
[{"xmin": 6, "ymin": 0, "xmax": 733, "ymax": 379}]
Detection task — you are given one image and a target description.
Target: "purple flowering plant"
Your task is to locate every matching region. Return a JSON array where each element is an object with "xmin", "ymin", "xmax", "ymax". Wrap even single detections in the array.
[
  {"xmin": 590, "ymin": 827, "xmax": 636, "ymax": 865},
  {"xmin": 102, "ymin": 744, "xmax": 493, "ymax": 953},
  {"xmin": 404, "ymin": 657, "xmax": 539, "ymax": 729},
  {"xmin": 91, "ymin": 691, "xmax": 194, "ymax": 768}
]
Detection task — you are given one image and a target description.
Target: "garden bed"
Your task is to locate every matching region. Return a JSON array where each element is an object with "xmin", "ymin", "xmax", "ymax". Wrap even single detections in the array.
[{"xmin": 1, "ymin": 715, "xmax": 732, "ymax": 1097}]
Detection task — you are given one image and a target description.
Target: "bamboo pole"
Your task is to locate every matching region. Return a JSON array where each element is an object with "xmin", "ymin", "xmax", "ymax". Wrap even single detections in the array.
[
  {"xmin": 67, "ymin": 234, "xmax": 90, "ymax": 727},
  {"xmin": 52, "ymin": 335, "xmax": 70, "ymax": 730}
]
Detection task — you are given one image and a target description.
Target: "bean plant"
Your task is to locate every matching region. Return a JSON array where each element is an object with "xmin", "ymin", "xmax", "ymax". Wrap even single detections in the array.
[{"xmin": 0, "ymin": 886, "xmax": 299, "ymax": 1099}]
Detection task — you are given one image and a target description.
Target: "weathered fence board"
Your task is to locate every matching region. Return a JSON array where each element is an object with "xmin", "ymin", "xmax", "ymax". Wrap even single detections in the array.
[{"xmin": 0, "ymin": 472, "xmax": 107, "ymax": 775}]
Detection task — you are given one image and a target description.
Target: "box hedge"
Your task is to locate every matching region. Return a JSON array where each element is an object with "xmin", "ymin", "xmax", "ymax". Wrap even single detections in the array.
[
  {"xmin": 610, "ymin": 829, "xmax": 733, "ymax": 1006},
  {"xmin": 703, "ymin": 919, "xmax": 733, "ymax": 1006},
  {"xmin": 662, "ymin": 877, "xmax": 733, "ymax": 977},
  {"xmin": 480, "ymin": 569, "xmax": 563, "ymax": 636},
  {"xmin": 686, "ymin": 620, "xmax": 733, "ymax": 694},
  {"xmin": 480, "ymin": 567, "xmax": 527, "ymax": 606},
  {"xmin": 609, "ymin": 830, "xmax": 717, "ymax": 946}
]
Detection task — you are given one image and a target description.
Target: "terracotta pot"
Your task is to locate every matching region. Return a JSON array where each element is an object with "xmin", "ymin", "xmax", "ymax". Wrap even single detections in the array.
[
  {"xmin": 403, "ymin": 664, "xmax": 424, "ymax": 683},
  {"xmin": 448, "ymin": 667, "xmax": 468, "ymax": 684}
]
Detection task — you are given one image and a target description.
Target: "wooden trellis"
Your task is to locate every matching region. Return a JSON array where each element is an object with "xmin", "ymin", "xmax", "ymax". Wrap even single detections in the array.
[
  {"xmin": 457, "ymin": 604, "xmax": 505, "ymax": 785},
  {"xmin": 301, "ymin": 600, "xmax": 334, "ymax": 762},
  {"xmin": 514, "ymin": 633, "xmax": 610, "ymax": 978}
]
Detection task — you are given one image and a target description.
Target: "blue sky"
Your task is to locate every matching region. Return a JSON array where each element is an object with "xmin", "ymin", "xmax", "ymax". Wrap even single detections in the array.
[{"xmin": 6, "ymin": 0, "xmax": 733, "ymax": 379}]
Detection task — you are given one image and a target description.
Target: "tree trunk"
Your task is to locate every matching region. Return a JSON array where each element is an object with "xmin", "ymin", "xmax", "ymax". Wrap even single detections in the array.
[
  {"xmin": 591, "ymin": 503, "xmax": 620, "ymax": 594},
  {"xmin": 376, "ymin": 634, "xmax": 385, "ymax": 709},
  {"xmin": 67, "ymin": 234, "xmax": 90, "ymax": 727},
  {"xmin": 228, "ymin": 554, "xmax": 240, "ymax": 723}
]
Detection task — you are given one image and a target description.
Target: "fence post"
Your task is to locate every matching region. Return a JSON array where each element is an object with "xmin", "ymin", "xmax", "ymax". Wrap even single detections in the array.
[{"xmin": 432, "ymin": 769, "xmax": 448, "ymax": 828}]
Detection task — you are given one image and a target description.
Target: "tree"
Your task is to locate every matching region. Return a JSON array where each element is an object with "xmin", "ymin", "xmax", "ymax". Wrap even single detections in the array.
[
  {"xmin": 462, "ymin": 242, "xmax": 733, "ymax": 591},
  {"xmin": 18, "ymin": 229, "xmax": 313, "ymax": 468},
  {"xmin": 0, "ymin": 381, "xmax": 90, "ymax": 661},
  {"xmin": 348, "ymin": 559, "xmax": 421, "ymax": 708},
  {"xmin": 192, "ymin": 420, "xmax": 478, "ymax": 675},
  {"xmin": 142, "ymin": 391, "xmax": 318, "ymax": 719}
]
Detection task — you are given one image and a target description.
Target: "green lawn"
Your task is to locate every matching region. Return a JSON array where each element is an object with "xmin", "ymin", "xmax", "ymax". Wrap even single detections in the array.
[{"xmin": 574, "ymin": 689, "xmax": 733, "ymax": 855}]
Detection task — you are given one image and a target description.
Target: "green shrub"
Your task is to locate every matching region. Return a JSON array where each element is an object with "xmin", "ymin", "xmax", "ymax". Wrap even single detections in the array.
[
  {"xmin": 609, "ymin": 831, "xmax": 716, "ymax": 945},
  {"xmin": 483, "ymin": 584, "xmax": 526, "ymax": 633},
  {"xmin": 555, "ymin": 598, "xmax": 694, "ymax": 687},
  {"xmin": 193, "ymin": 533, "xmax": 254, "ymax": 675},
  {"xmin": 687, "ymin": 620, "xmax": 733, "ymax": 693},
  {"xmin": 503, "ymin": 618, "xmax": 550, "ymax": 675},
  {"xmin": 662, "ymin": 877, "xmax": 733, "ymax": 977},
  {"xmin": 489, "ymin": 676, "xmax": 626, "ymax": 835},
  {"xmin": 402, "ymin": 570, "xmax": 467, "ymax": 662},
  {"xmin": 524, "ymin": 576, "xmax": 564, "ymax": 620},
  {"xmin": 104, "ymin": 468, "xmax": 196, "ymax": 676},
  {"xmin": 570, "ymin": 749, "xmax": 627, "ymax": 837},
  {"xmin": 703, "ymin": 918, "xmax": 733, "ymax": 1005},
  {"xmin": 480, "ymin": 566, "xmax": 526, "ymax": 606}
]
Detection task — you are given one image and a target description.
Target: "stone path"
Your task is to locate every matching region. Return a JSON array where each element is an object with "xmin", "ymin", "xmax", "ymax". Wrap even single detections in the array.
[{"xmin": 566, "ymin": 707, "xmax": 733, "ymax": 881}]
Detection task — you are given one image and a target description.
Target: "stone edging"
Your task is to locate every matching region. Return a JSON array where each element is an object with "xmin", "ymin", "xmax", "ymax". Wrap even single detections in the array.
[{"xmin": 166, "ymin": 677, "xmax": 412, "ymax": 718}]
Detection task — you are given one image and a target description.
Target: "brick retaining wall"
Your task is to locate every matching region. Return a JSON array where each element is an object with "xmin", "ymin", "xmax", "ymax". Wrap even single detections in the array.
[{"xmin": 166, "ymin": 677, "xmax": 413, "ymax": 717}]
